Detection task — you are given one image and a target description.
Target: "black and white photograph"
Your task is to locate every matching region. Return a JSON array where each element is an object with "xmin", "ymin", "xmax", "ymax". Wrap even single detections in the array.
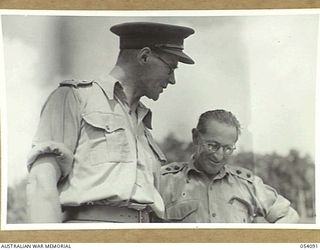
[{"xmin": 0, "ymin": 10, "xmax": 317, "ymax": 229}]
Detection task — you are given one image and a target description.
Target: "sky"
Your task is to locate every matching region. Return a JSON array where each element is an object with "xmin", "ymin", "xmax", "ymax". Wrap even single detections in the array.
[{"xmin": 1, "ymin": 12, "xmax": 318, "ymax": 186}]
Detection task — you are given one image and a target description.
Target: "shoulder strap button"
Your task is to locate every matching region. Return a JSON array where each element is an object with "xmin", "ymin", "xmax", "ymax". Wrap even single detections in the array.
[
  {"xmin": 161, "ymin": 163, "xmax": 186, "ymax": 175},
  {"xmin": 228, "ymin": 165, "xmax": 254, "ymax": 183}
]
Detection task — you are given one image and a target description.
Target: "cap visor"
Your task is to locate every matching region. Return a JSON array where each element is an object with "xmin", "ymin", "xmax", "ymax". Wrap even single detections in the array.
[{"xmin": 160, "ymin": 48, "xmax": 195, "ymax": 64}]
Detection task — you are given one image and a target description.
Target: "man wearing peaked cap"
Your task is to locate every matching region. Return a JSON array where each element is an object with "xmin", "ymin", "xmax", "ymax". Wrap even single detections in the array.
[
  {"xmin": 110, "ymin": 22, "xmax": 195, "ymax": 64},
  {"xmin": 26, "ymin": 21, "xmax": 195, "ymax": 223}
]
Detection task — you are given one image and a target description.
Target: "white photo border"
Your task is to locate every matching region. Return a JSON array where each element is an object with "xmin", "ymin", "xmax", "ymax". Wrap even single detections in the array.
[{"xmin": 1, "ymin": 9, "xmax": 319, "ymax": 231}]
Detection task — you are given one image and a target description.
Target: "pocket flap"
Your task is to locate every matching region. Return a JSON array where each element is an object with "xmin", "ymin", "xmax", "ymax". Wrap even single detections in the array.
[
  {"xmin": 229, "ymin": 196, "xmax": 253, "ymax": 215},
  {"xmin": 83, "ymin": 112, "xmax": 125, "ymax": 132},
  {"xmin": 166, "ymin": 200, "xmax": 198, "ymax": 221}
]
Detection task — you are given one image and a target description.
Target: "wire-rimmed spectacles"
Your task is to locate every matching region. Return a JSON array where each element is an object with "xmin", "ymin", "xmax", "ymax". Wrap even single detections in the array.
[{"xmin": 200, "ymin": 136, "xmax": 236, "ymax": 156}]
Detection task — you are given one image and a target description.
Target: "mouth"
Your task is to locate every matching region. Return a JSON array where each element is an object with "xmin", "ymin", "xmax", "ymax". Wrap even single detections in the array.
[
  {"xmin": 160, "ymin": 85, "xmax": 167, "ymax": 93},
  {"xmin": 162, "ymin": 82, "xmax": 168, "ymax": 89},
  {"xmin": 208, "ymin": 158, "xmax": 222, "ymax": 165}
]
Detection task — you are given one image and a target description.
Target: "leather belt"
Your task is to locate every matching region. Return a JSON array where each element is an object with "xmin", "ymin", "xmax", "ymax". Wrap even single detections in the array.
[{"xmin": 63, "ymin": 205, "xmax": 150, "ymax": 223}]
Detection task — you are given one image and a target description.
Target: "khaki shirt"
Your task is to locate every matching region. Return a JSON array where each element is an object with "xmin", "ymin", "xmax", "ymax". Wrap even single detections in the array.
[
  {"xmin": 160, "ymin": 159, "xmax": 299, "ymax": 223},
  {"xmin": 27, "ymin": 75, "xmax": 166, "ymax": 217}
]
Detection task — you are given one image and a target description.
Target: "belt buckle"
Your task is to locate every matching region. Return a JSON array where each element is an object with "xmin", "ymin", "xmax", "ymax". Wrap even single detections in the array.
[{"xmin": 138, "ymin": 210, "xmax": 148, "ymax": 223}]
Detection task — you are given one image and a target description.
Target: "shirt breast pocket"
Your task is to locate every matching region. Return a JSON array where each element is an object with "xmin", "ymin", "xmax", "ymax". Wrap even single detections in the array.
[
  {"xmin": 227, "ymin": 196, "xmax": 254, "ymax": 223},
  {"xmin": 165, "ymin": 200, "xmax": 198, "ymax": 222},
  {"xmin": 82, "ymin": 112, "xmax": 134, "ymax": 165}
]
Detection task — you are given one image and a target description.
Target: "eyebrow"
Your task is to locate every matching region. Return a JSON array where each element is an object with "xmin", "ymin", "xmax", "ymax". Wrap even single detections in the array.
[
  {"xmin": 205, "ymin": 140, "xmax": 233, "ymax": 147},
  {"xmin": 166, "ymin": 60, "xmax": 178, "ymax": 69},
  {"xmin": 164, "ymin": 57, "xmax": 178, "ymax": 69}
]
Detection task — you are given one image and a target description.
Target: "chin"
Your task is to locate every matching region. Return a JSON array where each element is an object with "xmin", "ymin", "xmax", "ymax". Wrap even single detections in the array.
[
  {"xmin": 151, "ymin": 96, "xmax": 159, "ymax": 101},
  {"xmin": 152, "ymin": 93, "xmax": 161, "ymax": 101},
  {"xmin": 206, "ymin": 162, "xmax": 223, "ymax": 173},
  {"xmin": 145, "ymin": 93, "xmax": 158, "ymax": 101},
  {"xmin": 206, "ymin": 171, "xmax": 220, "ymax": 176}
]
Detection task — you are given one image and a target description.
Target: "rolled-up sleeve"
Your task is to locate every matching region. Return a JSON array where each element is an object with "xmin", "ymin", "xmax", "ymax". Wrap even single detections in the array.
[
  {"xmin": 27, "ymin": 86, "xmax": 81, "ymax": 178},
  {"xmin": 253, "ymin": 176, "xmax": 298, "ymax": 223}
]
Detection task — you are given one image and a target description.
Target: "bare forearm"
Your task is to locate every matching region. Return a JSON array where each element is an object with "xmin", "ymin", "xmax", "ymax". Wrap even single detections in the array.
[
  {"xmin": 26, "ymin": 177, "xmax": 62, "ymax": 222},
  {"xmin": 26, "ymin": 156, "xmax": 63, "ymax": 223}
]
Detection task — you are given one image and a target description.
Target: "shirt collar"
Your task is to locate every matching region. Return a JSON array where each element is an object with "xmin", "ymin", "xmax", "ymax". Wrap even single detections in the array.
[
  {"xmin": 222, "ymin": 164, "xmax": 236, "ymax": 184},
  {"xmin": 95, "ymin": 74, "xmax": 153, "ymax": 129},
  {"xmin": 184, "ymin": 156, "xmax": 204, "ymax": 179},
  {"xmin": 95, "ymin": 74, "xmax": 120, "ymax": 100},
  {"xmin": 137, "ymin": 102, "xmax": 153, "ymax": 129},
  {"xmin": 185, "ymin": 156, "xmax": 234, "ymax": 183}
]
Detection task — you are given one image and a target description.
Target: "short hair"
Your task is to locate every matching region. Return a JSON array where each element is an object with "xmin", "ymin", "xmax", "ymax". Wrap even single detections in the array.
[
  {"xmin": 115, "ymin": 49, "xmax": 140, "ymax": 65},
  {"xmin": 115, "ymin": 48, "xmax": 166, "ymax": 66},
  {"xmin": 196, "ymin": 109, "xmax": 241, "ymax": 137}
]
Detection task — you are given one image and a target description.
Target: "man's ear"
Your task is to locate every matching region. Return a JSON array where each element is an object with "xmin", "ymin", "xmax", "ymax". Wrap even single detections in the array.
[
  {"xmin": 192, "ymin": 128, "xmax": 200, "ymax": 145},
  {"xmin": 137, "ymin": 47, "xmax": 152, "ymax": 64}
]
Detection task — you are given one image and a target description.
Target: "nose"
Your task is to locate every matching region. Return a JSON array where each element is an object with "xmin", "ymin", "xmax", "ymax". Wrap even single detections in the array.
[
  {"xmin": 213, "ymin": 147, "xmax": 224, "ymax": 161},
  {"xmin": 168, "ymin": 72, "xmax": 176, "ymax": 85}
]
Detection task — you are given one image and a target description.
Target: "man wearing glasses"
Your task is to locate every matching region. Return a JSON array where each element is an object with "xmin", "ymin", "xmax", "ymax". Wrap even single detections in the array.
[
  {"xmin": 159, "ymin": 109, "xmax": 299, "ymax": 223},
  {"xmin": 26, "ymin": 22, "xmax": 194, "ymax": 223}
]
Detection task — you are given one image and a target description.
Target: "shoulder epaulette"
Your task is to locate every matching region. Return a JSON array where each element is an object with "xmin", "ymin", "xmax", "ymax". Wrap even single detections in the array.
[
  {"xmin": 228, "ymin": 165, "xmax": 254, "ymax": 183},
  {"xmin": 161, "ymin": 162, "xmax": 187, "ymax": 175},
  {"xmin": 59, "ymin": 79, "xmax": 93, "ymax": 88}
]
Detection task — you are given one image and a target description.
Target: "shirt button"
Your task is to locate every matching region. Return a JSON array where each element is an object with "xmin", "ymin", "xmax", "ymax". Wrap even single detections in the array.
[{"xmin": 211, "ymin": 213, "xmax": 216, "ymax": 217}]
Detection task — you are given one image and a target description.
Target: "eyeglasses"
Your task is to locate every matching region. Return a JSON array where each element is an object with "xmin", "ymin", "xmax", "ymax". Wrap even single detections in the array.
[
  {"xmin": 154, "ymin": 55, "xmax": 176, "ymax": 75},
  {"xmin": 200, "ymin": 136, "xmax": 236, "ymax": 156}
]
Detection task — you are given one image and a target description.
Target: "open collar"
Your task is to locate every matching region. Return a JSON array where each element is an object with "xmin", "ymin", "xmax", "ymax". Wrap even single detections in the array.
[
  {"xmin": 96, "ymin": 74, "xmax": 153, "ymax": 129},
  {"xmin": 185, "ymin": 156, "xmax": 234, "ymax": 183}
]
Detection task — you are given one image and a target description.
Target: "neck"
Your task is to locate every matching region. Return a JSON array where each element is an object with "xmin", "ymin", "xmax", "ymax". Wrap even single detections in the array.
[
  {"xmin": 110, "ymin": 65, "xmax": 141, "ymax": 111},
  {"xmin": 193, "ymin": 157, "xmax": 221, "ymax": 179},
  {"xmin": 206, "ymin": 172, "xmax": 219, "ymax": 180}
]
